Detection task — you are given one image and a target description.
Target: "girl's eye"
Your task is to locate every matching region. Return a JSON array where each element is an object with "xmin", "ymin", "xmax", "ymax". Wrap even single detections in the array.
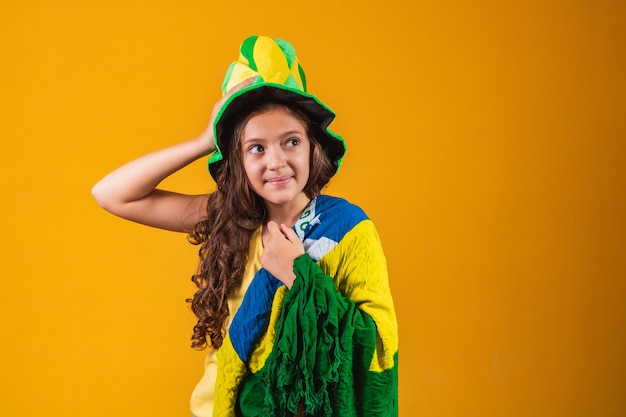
[
  {"xmin": 249, "ymin": 144, "xmax": 264, "ymax": 154},
  {"xmin": 286, "ymin": 138, "xmax": 300, "ymax": 147}
]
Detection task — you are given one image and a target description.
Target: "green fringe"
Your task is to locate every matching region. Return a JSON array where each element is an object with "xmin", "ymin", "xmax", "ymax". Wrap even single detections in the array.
[{"xmin": 236, "ymin": 254, "xmax": 398, "ymax": 416}]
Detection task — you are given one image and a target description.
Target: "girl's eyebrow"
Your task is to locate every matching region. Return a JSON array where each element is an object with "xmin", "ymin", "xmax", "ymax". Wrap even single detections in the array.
[
  {"xmin": 277, "ymin": 129, "xmax": 307, "ymax": 140},
  {"xmin": 243, "ymin": 129, "xmax": 306, "ymax": 144},
  {"xmin": 281, "ymin": 129, "xmax": 305, "ymax": 136}
]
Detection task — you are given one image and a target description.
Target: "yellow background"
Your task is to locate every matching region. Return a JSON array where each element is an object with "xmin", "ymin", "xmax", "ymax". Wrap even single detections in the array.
[{"xmin": 1, "ymin": 1, "xmax": 625, "ymax": 416}]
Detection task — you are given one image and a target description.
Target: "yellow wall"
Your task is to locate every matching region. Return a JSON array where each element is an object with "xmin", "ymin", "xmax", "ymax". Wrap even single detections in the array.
[{"xmin": 1, "ymin": 1, "xmax": 625, "ymax": 416}]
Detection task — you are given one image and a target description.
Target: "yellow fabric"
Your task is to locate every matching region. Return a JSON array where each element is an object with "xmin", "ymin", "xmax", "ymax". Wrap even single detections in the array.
[
  {"xmin": 318, "ymin": 219, "xmax": 398, "ymax": 372},
  {"xmin": 225, "ymin": 63, "xmax": 258, "ymax": 93},
  {"xmin": 247, "ymin": 286, "xmax": 287, "ymax": 373},
  {"xmin": 289, "ymin": 58, "xmax": 304, "ymax": 88},
  {"xmin": 189, "ymin": 228, "xmax": 263, "ymax": 417},
  {"xmin": 253, "ymin": 36, "xmax": 290, "ymax": 84},
  {"xmin": 213, "ymin": 337, "xmax": 246, "ymax": 416}
]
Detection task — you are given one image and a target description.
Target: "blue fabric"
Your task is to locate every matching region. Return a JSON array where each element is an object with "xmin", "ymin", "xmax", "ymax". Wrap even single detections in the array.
[{"xmin": 229, "ymin": 269, "xmax": 283, "ymax": 364}]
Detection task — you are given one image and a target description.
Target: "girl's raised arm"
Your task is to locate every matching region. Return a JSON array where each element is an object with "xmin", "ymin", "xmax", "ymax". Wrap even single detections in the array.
[
  {"xmin": 91, "ymin": 133, "xmax": 212, "ymax": 233},
  {"xmin": 91, "ymin": 78, "xmax": 253, "ymax": 232},
  {"xmin": 91, "ymin": 78, "xmax": 254, "ymax": 232}
]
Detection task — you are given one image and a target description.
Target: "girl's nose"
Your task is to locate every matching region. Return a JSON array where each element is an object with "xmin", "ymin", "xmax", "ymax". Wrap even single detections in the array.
[{"xmin": 267, "ymin": 147, "xmax": 287, "ymax": 170}]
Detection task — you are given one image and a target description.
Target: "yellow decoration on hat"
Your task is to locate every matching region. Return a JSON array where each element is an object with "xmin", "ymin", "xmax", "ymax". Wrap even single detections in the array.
[
  {"xmin": 289, "ymin": 57, "xmax": 304, "ymax": 90},
  {"xmin": 224, "ymin": 63, "xmax": 258, "ymax": 93},
  {"xmin": 253, "ymin": 36, "xmax": 290, "ymax": 84}
]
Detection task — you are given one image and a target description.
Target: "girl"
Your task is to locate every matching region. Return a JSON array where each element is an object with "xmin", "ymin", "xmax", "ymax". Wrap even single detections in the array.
[{"xmin": 92, "ymin": 35, "xmax": 398, "ymax": 417}]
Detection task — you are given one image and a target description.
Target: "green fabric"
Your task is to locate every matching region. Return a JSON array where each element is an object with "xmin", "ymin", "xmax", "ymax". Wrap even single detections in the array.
[
  {"xmin": 236, "ymin": 254, "xmax": 398, "ymax": 416},
  {"xmin": 297, "ymin": 64, "xmax": 307, "ymax": 90},
  {"xmin": 220, "ymin": 63, "xmax": 236, "ymax": 96},
  {"xmin": 274, "ymin": 37, "xmax": 296, "ymax": 67},
  {"xmin": 284, "ymin": 74, "xmax": 301, "ymax": 90},
  {"xmin": 241, "ymin": 35, "xmax": 258, "ymax": 71}
]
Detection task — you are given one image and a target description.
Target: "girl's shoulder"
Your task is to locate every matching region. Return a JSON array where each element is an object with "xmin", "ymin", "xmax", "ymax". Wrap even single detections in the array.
[
  {"xmin": 315, "ymin": 194, "xmax": 367, "ymax": 217},
  {"xmin": 296, "ymin": 195, "xmax": 379, "ymax": 262},
  {"xmin": 295, "ymin": 194, "xmax": 370, "ymax": 242}
]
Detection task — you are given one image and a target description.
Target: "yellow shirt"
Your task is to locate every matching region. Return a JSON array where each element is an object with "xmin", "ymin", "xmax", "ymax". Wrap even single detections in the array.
[{"xmin": 189, "ymin": 228, "xmax": 263, "ymax": 417}]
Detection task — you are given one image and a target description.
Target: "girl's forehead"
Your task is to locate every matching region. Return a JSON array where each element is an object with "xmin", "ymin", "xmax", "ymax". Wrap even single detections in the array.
[
  {"xmin": 248, "ymin": 104, "xmax": 303, "ymax": 121},
  {"xmin": 244, "ymin": 108, "xmax": 307, "ymax": 134}
]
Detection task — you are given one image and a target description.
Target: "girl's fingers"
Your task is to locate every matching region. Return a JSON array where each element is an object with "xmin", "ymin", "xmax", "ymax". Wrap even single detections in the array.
[
  {"xmin": 225, "ymin": 76, "xmax": 255, "ymax": 95},
  {"xmin": 266, "ymin": 221, "xmax": 281, "ymax": 236},
  {"xmin": 280, "ymin": 224, "xmax": 299, "ymax": 242}
]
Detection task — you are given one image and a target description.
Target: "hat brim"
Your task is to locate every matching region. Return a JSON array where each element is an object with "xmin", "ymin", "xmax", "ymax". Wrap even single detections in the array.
[{"xmin": 208, "ymin": 83, "xmax": 346, "ymax": 180}]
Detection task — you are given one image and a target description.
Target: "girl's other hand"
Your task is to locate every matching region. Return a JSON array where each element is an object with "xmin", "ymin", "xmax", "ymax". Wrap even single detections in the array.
[
  {"xmin": 197, "ymin": 77, "xmax": 256, "ymax": 154},
  {"xmin": 261, "ymin": 221, "xmax": 305, "ymax": 288}
]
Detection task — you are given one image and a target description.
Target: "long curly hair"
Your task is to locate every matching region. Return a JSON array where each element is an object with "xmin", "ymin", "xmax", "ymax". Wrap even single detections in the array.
[{"xmin": 187, "ymin": 101, "xmax": 336, "ymax": 350}]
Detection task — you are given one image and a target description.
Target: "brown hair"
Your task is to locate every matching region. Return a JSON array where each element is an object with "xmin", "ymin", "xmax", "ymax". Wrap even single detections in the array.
[{"xmin": 187, "ymin": 102, "xmax": 335, "ymax": 349}]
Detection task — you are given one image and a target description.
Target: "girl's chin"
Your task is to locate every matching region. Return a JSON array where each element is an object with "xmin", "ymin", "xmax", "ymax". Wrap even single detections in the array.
[{"xmin": 258, "ymin": 190, "xmax": 308, "ymax": 207}]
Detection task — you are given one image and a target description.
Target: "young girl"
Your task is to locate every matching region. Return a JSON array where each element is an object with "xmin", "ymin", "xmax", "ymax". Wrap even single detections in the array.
[{"xmin": 92, "ymin": 35, "xmax": 398, "ymax": 417}]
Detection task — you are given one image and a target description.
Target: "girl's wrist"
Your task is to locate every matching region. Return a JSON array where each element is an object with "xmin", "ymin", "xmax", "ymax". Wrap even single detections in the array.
[{"xmin": 193, "ymin": 132, "xmax": 216, "ymax": 157}]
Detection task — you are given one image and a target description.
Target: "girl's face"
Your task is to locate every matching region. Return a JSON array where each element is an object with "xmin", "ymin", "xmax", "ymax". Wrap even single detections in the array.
[{"xmin": 241, "ymin": 106, "xmax": 311, "ymax": 213}]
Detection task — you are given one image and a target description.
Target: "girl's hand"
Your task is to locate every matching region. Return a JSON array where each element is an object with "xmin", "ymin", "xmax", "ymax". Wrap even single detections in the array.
[
  {"xmin": 196, "ymin": 77, "xmax": 256, "ymax": 154},
  {"xmin": 261, "ymin": 221, "xmax": 305, "ymax": 288},
  {"xmin": 92, "ymin": 77, "xmax": 256, "ymax": 232}
]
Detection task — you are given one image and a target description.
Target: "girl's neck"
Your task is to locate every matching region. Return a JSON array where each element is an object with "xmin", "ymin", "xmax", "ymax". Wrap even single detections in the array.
[{"xmin": 264, "ymin": 195, "xmax": 311, "ymax": 227}]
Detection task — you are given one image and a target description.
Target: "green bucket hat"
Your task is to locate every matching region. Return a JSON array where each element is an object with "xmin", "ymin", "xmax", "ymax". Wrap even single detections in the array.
[{"xmin": 207, "ymin": 35, "xmax": 347, "ymax": 180}]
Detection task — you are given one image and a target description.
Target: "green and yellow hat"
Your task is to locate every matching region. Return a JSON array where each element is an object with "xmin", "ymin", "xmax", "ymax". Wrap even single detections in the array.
[{"xmin": 208, "ymin": 35, "xmax": 347, "ymax": 180}]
